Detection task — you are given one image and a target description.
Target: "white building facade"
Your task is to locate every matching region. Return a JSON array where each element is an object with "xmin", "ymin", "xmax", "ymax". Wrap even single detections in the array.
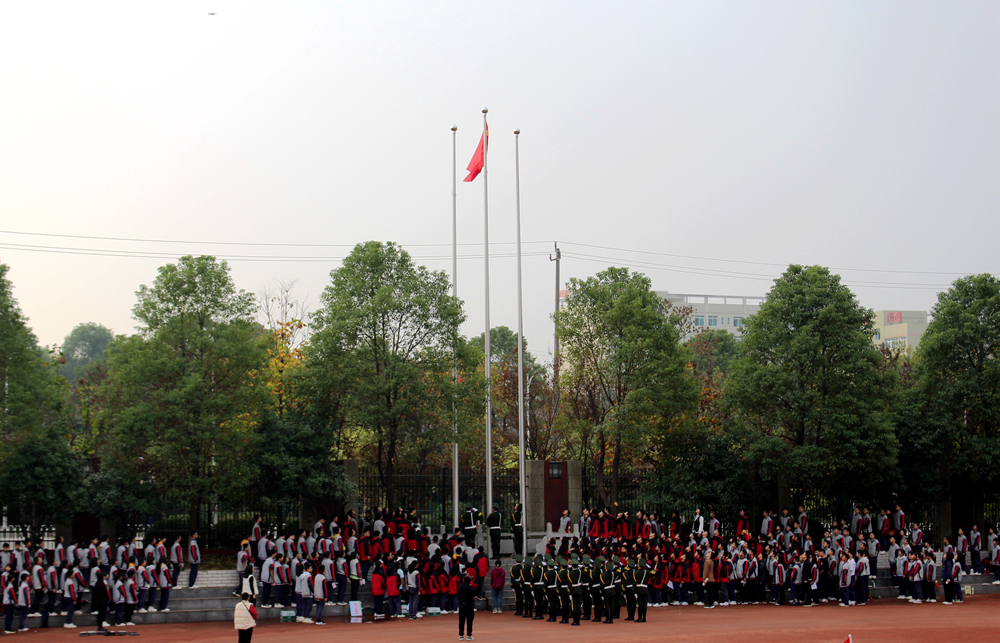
[{"xmin": 656, "ymin": 292, "xmax": 763, "ymax": 339}]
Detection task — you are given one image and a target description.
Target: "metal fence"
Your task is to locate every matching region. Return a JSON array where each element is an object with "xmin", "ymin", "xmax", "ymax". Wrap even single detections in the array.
[
  {"xmin": 0, "ymin": 524, "xmax": 56, "ymax": 548},
  {"xmin": 123, "ymin": 498, "xmax": 300, "ymax": 550},
  {"xmin": 582, "ymin": 466, "xmax": 648, "ymax": 515},
  {"xmin": 357, "ymin": 465, "xmax": 519, "ymax": 530}
]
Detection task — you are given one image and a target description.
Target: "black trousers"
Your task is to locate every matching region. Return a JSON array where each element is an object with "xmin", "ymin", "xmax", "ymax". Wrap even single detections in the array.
[
  {"xmin": 636, "ymin": 593, "xmax": 648, "ymax": 621},
  {"xmin": 522, "ymin": 588, "xmax": 533, "ymax": 617},
  {"xmin": 490, "ymin": 531, "xmax": 501, "ymax": 559},
  {"xmin": 458, "ymin": 607, "xmax": 474, "ymax": 635},
  {"xmin": 514, "ymin": 586, "xmax": 523, "ymax": 614},
  {"xmin": 238, "ymin": 627, "xmax": 254, "ymax": 643}
]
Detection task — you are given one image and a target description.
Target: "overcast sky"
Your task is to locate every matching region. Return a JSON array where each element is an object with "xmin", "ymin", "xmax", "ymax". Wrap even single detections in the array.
[{"xmin": 1, "ymin": 1, "xmax": 997, "ymax": 358}]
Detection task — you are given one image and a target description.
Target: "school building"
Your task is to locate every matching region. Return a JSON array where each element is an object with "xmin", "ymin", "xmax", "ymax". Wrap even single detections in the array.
[
  {"xmin": 656, "ymin": 292, "xmax": 763, "ymax": 339},
  {"xmin": 871, "ymin": 310, "xmax": 929, "ymax": 350}
]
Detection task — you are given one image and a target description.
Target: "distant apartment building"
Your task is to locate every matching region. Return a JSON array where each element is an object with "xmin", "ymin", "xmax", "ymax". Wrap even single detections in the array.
[
  {"xmin": 656, "ymin": 292, "xmax": 763, "ymax": 339},
  {"xmin": 872, "ymin": 310, "xmax": 928, "ymax": 350}
]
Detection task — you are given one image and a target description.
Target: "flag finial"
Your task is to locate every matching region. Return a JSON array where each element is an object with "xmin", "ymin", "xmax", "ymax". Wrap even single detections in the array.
[{"xmin": 482, "ymin": 108, "xmax": 489, "ymax": 114}]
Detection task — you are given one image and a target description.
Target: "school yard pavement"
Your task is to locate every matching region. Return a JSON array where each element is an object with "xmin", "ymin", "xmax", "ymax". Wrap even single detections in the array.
[{"xmin": 11, "ymin": 593, "xmax": 1000, "ymax": 642}]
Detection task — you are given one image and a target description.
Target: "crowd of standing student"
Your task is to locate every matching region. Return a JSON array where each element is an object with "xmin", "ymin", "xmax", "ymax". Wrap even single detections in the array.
[
  {"xmin": 241, "ymin": 506, "xmax": 504, "ymax": 637},
  {"xmin": 501, "ymin": 504, "xmax": 999, "ymax": 627},
  {"xmin": 0, "ymin": 530, "xmax": 206, "ymax": 633}
]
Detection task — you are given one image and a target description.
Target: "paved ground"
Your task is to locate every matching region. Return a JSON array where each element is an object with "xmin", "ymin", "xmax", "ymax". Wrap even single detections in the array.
[{"xmin": 12, "ymin": 594, "xmax": 1000, "ymax": 642}]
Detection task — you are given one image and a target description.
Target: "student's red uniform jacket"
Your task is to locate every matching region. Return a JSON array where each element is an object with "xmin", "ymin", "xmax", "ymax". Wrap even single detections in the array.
[
  {"xmin": 379, "ymin": 535, "xmax": 394, "ymax": 557},
  {"xmin": 358, "ymin": 537, "xmax": 373, "ymax": 562},
  {"xmin": 476, "ymin": 554, "xmax": 488, "ymax": 579},
  {"xmin": 447, "ymin": 573, "xmax": 460, "ymax": 595},
  {"xmin": 587, "ymin": 519, "xmax": 601, "ymax": 539},
  {"xmin": 717, "ymin": 560, "xmax": 731, "ymax": 583},
  {"xmin": 736, "ymin": 516, "xmax": 750, "ymax": 539},
  {"xmin": 371, "ymin": 571, "xmax": 386, "ymax": 596},
  {"xmin": 619, "ymin": 520, "xmax": 634, "ymax": 541},
  {"xmin": 467, "ymin": 567, "xmax": 480, "ymax": 589},
  {"xmin": 638, "ymin": 521, "xmax": 653, "ymax": 541},
  {"xmin": 690, "ymin": 559, "xmax": 704, "ymax": 583},
  {"xmin": 650, "ymin": 563, "xmax": 664, "ymax": 590}
]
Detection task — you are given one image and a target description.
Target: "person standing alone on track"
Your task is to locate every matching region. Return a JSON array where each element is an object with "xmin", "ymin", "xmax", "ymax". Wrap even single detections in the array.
[
  {"xmin": 234, "ymin": 592, "xmax": 256, "ymax": 643},
  {"xmin": 458, "ymin": 575, "xmax": 476, "ymax": 641}
]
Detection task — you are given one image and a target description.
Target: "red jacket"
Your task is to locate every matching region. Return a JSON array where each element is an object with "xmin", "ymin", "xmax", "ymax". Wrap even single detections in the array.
[
  {"xmin": 386, "ymin": 574, "xmax": 400, "ymax": 597},
  {"xmin": 371, "ymin": 572, "xmax": 385, "ymax": 596}
]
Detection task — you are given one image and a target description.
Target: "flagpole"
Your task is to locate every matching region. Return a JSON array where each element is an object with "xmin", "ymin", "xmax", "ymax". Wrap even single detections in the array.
[
  {"xmin": 514, "ymin": 128, "xmax": 527, "ymax": 557},
  {"xmin": 451, "ymin": 125, "xmax": 460, "ymax": 531},
  {"xmin": 482, "ymin": 108, "xmax": 493, "ymax": 521}
]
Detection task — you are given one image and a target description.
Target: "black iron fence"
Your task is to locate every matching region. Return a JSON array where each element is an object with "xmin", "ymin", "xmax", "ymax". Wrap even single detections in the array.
[
  {"xmin": 582, "ymin": 466, "xmax": 648, "ymax": 515},
  {"xmin": 357, "ymin": 465, "xmax": 519, "ymax": 530},
  {"xmin": 123, "ymin": 497, "xmax": 300, "ymax": 550}
]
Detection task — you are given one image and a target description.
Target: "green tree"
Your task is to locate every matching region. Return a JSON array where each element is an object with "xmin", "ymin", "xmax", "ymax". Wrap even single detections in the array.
[
  {"xmin": 686, "ymin": 328, "xmax": 739, "ymax": 376},
  {"xmin": 915, "ymin": 274, "xmax": 1000, "ymax": 503},
  {"xmin": 59, "ymin": 322, "xmax": 114, "ymax": 381},
  {"xmin": 307, "ymin": 242, "xmax": 472, "ymax": 508},
  {"xmin": 0, "ymin": 264, "xmax": 67, "ymax": 450},
  {"xmin": 0, "ymin": 427, "xmax": 85, "ymax": 543},
  {"xmin": 725, "ymin": 265, "xmax": 897, "ymax": 510},
  {"xmin": 255, "ymin": 414, "xmax": 356, "ymax": 514},
  {"xmin": 556, "ymin": 267, "xmax": 699, "ymax": 506},
  {"xmin": 98, "ymin": 256, "xmax": 268, "ymax": 531}
]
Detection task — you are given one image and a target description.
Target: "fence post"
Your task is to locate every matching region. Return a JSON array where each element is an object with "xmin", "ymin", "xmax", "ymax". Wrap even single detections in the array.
[
  {"xmin": 567, "ymin": 460, "xmax": 582, "ymax": 524},
  {"xmin": 525, "ymin": 460, "xmax": 545, "ymax": 532}
]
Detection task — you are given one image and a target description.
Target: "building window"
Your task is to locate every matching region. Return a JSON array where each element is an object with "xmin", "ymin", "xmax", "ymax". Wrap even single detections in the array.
[
  {"xmin": 874, "ymin": 330, "xmax": 880, "ymax": 341},
  {"xmin": 734, "ymin": 316, "xmax": 743, "ymax": 328},
  {"xmin": 549, "ymin": 462, "xmax": 562, "ymax": 479},
  {"xmin": 694, "ymin": 315, "xmax": 705, "ymax": 326},
  {"xmin": 708, "ymin": 316, "xmax": 718, "ymax": 327}
]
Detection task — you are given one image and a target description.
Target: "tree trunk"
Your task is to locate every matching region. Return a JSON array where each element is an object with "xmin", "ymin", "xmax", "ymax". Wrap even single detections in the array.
[
  {"xmin": 611, "ymin": 434, "xmax": 621, "ymax": 507},
  {"xmin": 596, "ymin": 427, "xmax": 609, "ymax": 509}
]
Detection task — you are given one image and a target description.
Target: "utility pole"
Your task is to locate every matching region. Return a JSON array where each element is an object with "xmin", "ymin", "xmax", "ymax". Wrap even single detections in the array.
[{"xmin": 550, "ymin": 242, "xmax": 561, "ymax": 414}]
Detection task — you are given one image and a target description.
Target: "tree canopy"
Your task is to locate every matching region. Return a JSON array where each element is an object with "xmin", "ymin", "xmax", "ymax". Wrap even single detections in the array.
[{"xmin": 726, "ymin": 265, "xmax": 898, "ymax": 508}]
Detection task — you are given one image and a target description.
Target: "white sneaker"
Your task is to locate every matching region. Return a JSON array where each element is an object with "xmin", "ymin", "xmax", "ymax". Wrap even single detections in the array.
[
  {"xmin": 126, "ymin": 622, "xmax": 135, "ymax": 626},
  {"xmin": 468, "ymin": 637, "xmax": 474, "ymax": 641},
  {"xmin": 943, "ymin": 601, "xmax": 952, "ymax": 605},
  {"xmin": 148, "ymin": 607, "xmax": 158, "ymax": 612},
  {"xmin": 137, "ymin": 609, "xmax": 147, "ymax": 614},
  {"xmin": 913, "ymin": 599, "xmax": 922, "ymax": 604},
  {"xmin": 28, "ymin": 613, "xmax": 41, "ymax": 618},
  {"xmin": 315, "ymin": 621, "xmax": 326, "ymax": 625},
  {"xmin": 303, "ymin": 618, "xmax": 314, "ymax": 623},
  {"xmin": 91, "ymin": 611, "xmax": 99, "ymax": 615},
  {"xmin": 189, "ymin": 586, "xmax": 199, "ymax": 589},
  {"xmin": 460, "ymin": 637, "xmax": 465, "ymax": 641},
  {"xmin": 161, "ymin": 608, "xmax": 170, "ymax": 612},
  {"xmin": 64, "ymin": 623, "xmax": 78, "ymax": 628}
]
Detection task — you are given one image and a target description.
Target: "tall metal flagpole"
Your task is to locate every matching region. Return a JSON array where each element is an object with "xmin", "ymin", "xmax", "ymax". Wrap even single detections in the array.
[
  {"xmin": 482, "ymin": 108, "xmax": 493, "ymax": 519},
  {"xmin": 451, "ymin": 125, "xmax": 460, "ymax": 530},
  {"xmin": 514, "ymin": 128, "xmax": 527, "ymax": 557}
]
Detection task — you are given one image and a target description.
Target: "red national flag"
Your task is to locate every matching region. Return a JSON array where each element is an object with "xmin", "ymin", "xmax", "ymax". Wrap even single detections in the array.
[
  {"xmin": 844, "ymin": 636, "xmax": 853, "ymax": 643},
  {"xmin": 463, "ymin": 121, "xmax": 489, "ymax": 182}
]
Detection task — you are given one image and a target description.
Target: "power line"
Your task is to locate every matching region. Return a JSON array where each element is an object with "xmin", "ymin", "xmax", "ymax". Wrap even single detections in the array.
[
  {"xmin": 562, "ymin": 252, "xmax": 951, "ymax": 290},
  {"xmin": 0, "ymin": 229, "xmax": 552, "ymax": 249},
  {"xmin": 562, "ymin": 241, "xmax": 982, "ymax": 277},
  {"xmin": 0, "ymin": 242, "xmax": 550, "ymax": 263},
  {"xmin": 0, "ymin": 229, "xmax": 985, "ymax": 278}
]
